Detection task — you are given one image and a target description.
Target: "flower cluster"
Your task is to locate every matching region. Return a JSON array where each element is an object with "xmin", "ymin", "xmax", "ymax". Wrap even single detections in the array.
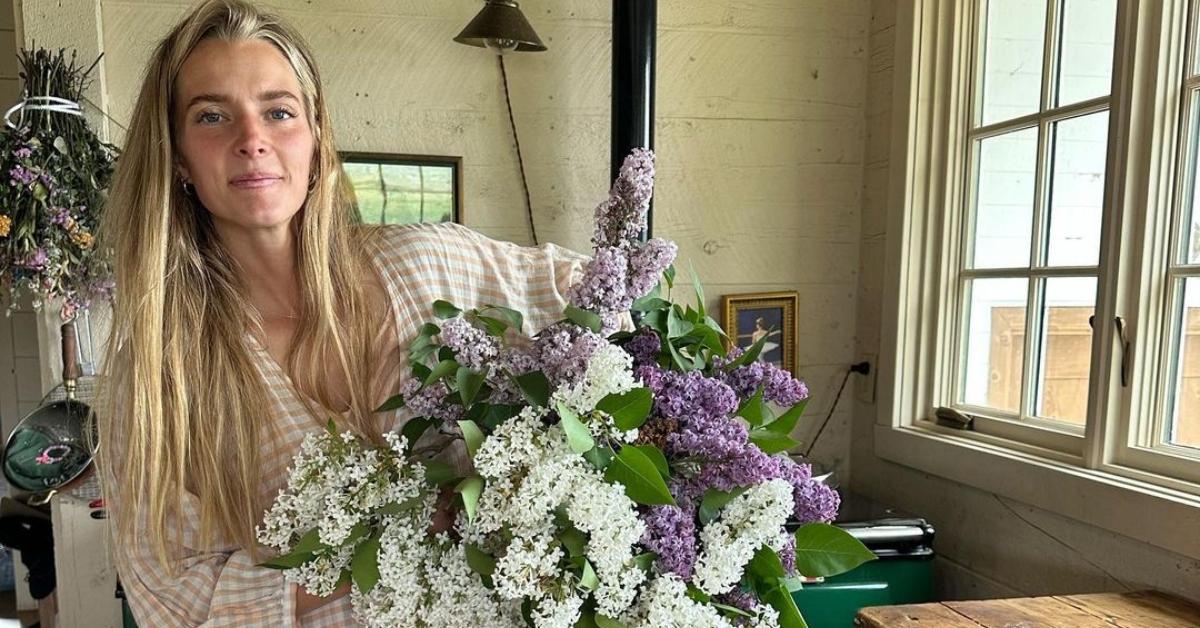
[
  {"xmin": 0, "ymin": 48, "xmax": 117, "ymax": 319},
  {"xmin": 262, "ymin": 148, "xmax": 871, "ymax": 628}
]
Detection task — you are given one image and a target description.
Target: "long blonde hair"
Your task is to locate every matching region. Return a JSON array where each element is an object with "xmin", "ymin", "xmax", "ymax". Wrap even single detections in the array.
[{"xmin": 98, "ymin": 0, "xmax": 383, "ymax": 570}]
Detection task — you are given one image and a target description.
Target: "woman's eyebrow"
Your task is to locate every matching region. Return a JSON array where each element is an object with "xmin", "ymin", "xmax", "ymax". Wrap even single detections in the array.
[{"xmin": 183, "ymin": 90, "xmax": 300, "ymax": 110}]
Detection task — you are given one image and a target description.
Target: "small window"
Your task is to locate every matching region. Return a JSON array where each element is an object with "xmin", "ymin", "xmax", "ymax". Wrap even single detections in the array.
[{"xmin": 340, "ymin": 153, "xmax": 462, "ymax": 225}]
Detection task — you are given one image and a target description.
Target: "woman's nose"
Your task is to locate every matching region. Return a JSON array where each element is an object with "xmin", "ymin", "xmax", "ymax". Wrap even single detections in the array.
[{"xmin": 234, "ymin": 117, "xmax": 270, "ymax": 157}]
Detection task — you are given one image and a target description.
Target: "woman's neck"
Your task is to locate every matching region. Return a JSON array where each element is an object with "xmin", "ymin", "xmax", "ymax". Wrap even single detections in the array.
[{"xmin": 214, "ymin": 220, "xmax": 302, "ymax": 318}]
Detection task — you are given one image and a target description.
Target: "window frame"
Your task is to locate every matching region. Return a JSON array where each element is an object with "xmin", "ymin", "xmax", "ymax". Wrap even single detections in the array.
[{"xmin": 876, "ymin": 0, "xmax": 1200, "ymax": 562}]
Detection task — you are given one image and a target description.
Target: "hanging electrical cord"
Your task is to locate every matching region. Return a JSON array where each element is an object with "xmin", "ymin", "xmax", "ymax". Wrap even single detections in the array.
[
  {"xmin": 498, "ymin": 54, "xmax": 539, "ymax": 246},
  {"xmin": 803, "ymin": 361, "xmax": 870, "ymax": 459}
]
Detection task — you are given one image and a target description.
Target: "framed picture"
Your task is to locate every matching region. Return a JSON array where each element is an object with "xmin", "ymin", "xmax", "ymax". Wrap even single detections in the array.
[
  {"xmin": 340, "ymin": 152, "xmax": 462, "ymax": 225},
  {"xmin": 721, "ymin": 290, "xmax": 799, "ymax": 375}
]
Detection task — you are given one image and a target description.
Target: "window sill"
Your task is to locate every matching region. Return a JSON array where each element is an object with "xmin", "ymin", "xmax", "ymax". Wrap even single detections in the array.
[{"xmin": 873, "ymin": 423, "xmax": 1200, "ymax": 561}]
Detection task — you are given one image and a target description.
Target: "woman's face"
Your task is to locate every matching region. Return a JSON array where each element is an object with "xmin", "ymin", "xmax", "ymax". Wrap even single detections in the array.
[{"xmin": 173, "ymin": 38, "xmax": 315, "ymax": 236}]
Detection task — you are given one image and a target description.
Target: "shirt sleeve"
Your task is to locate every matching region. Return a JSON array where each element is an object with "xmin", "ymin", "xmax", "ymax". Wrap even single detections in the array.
[{"xmin": 109, "ymin": 479, "xmax": 298, "ymax": 627}]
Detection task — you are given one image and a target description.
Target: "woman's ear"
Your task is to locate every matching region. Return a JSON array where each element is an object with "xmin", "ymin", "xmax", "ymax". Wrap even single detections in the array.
[{"xmin": 175, "ymin": 161, "xmax": 192, "ymax": 183}]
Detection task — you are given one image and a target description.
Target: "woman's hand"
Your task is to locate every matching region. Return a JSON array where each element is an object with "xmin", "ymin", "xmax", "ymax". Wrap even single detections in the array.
[
  {"xmin": 428, "ymin": 485, "xmax": 459, "ymax": 536},
  {"xmin": 294, "ymin": 579, "xmax": 351, "ymax": 619}
]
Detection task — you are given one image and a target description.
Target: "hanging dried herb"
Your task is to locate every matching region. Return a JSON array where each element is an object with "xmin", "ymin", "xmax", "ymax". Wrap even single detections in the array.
[{"xmin": 0, "ymin": 47, "xmax": 119, "ymax": 319}]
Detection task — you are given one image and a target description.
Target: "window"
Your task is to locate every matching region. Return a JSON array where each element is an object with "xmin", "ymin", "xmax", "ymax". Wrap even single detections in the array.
[
  {"xmin": 877, "ymin": 0, "xmax": 1200, "ymax": 557},
  {"xmin": 340, "ymin": 153, "xmax": 461, "ymax": 225}
]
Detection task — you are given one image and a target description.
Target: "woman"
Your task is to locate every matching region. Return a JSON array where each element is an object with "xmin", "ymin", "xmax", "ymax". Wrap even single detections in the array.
[{"xmin": 97, "ymin": 1, "xmax": 586, "ymax": 625}]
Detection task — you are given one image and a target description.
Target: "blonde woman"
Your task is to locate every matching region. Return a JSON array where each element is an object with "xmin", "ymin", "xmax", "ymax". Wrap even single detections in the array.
[{"xmin": 98, "ymin": 1, "xmax": 588, "ymax": 624}]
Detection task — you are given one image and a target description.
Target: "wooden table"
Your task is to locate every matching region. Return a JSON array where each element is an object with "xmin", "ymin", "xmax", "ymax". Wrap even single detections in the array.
[{"xmin": 856, "ymin": 591, "xmax": 1200, "ymax": 628}]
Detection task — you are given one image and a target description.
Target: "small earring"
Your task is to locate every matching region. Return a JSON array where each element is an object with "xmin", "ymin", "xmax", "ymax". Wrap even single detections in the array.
[{"xmin": 181, "ymin": 180, "xmax": 196, "ymax": 196}]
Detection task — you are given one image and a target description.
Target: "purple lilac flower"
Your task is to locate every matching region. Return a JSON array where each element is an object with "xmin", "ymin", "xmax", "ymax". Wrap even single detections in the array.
[
  {"xmin": 13, "ymin": 147, "xmax": 31, "ymax": 159},
  {"xmin": 780, "ymin": 533, "xmax": 797, "ymax": 574},
  {"xmin": 532, "ymin": 324, "xmax": 606, "ymax": 388},
  {"xmin": 479, "ymin": 344, "xmax": 539, "ymax": 405},
  {"xmin": 439, "ymin": 317, "xmax": 499, "ymax": 371},
  {"xmin": 715, "ymin": 590, "xmax": 760, "ymax": 613},
  {"xmin": 593, "ymin": 148, "xmax": 655, "ymax": 247},
  {"xmin": 634, "ymin": 364, "xmax": 666, "ymax": 391},
  {"xmin": 718, "ymin": 348, "xmax": 810, "ymax": 406},
  {"xmin": 651, "ymin": 368, "xmax": 739, "ymax": 425},
  {"xmin": 627, "ymin": 238, "xmax": 677, "ymax": 300},
  {"xmin": 399, "ymin": 377, "xmax": 462, "ymax": 422},
  {"xmin": 566, "ymin": 245, "xmax": 630, "ymax": 318},
  {"xmin": 624, "ymin": 330, "xmax": 661, "ymax": 367},
  {"xmin": 9, "ymin": 165, "xmax": 35, "ymax": 187},
  {"xmin": 793, "ymin": 480, "xmax": 840, "ymax": 524},
  {"xmin": 640, "ymin": 504, "xmax": 698, "ymax": 579}
]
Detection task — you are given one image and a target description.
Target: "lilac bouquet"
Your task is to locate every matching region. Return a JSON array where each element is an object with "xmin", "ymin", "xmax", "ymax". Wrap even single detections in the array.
[{"xmin": 261, "ymin": 149, "xmax": 873, "ymax": 627}]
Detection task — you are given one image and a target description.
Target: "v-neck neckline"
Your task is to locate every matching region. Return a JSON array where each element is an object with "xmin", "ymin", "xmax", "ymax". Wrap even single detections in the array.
[{"xmin": 247, "ymin": 233, "xmax": 403, "ymax": 421}]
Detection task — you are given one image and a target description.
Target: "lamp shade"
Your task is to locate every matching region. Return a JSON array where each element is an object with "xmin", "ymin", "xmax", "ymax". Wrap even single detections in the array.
[{"xmin": 454, "ymin": 0, "xmax": 547, "ymax": 53}]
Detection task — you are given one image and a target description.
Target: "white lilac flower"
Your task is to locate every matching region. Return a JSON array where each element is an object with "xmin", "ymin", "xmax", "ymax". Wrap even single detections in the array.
[
  {"xmin": 692, "ymin": 479, "xmax": 794, "ymax": 596},
  {"xmin": 552, "ymin": 343, "xmax": 637, "ymax": 414},
  {"xmin": 622, "ymin": 574, "xmax": 738, "ymax": 628},
  {"xmin": 493, "ymin": 530, "xmax": 565, "ymax": 601},
  {"xmin": 531, "ymin": 592, "xmax": 585, "ymax": 628}
]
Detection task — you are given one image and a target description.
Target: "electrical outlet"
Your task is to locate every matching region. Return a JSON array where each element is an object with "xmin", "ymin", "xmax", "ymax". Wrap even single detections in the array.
[{"xmin": 854, "ymin": 352, "xmax": 877, "ymax": 404}]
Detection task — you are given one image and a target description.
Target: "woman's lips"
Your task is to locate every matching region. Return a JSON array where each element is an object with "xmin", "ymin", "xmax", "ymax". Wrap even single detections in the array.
[{"xmin": 230, "ymin": 176, "xmax": 281, "ymax": 189}]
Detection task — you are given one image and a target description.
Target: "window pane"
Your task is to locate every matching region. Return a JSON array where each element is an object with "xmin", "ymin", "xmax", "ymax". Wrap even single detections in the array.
[
  {"xmin": 1182, "ymin": 96, "xmax": 1200, "ymax": 264},
  {"xmin": 1054, "ymin": 0, "xmax": 1117, "ymax": 107},
  {"xmin": 980, "ymin": 0, "xmax": 1048, "ymax": 126},
  {"xmin": 1034, "ymin": 277, "xmax": 1096, "ymax": 424},
  {"xmin": 1169, "ymin": 278, "xmax": 1200, "ymax": 449},
  {"xmin": 343, "ymin": 162, "xmax": 456, "ymax": 225},
  {"xmin": 1046, "ymin": 111, "xmax": 1109, "ymax": 267},
  {"xmin": 971, "ymin": 128, "xmax": 1039, "ymax": 269},
  {"xmin": 963, "ymin": 278, "xmax": 1029, "ymax": 413}
]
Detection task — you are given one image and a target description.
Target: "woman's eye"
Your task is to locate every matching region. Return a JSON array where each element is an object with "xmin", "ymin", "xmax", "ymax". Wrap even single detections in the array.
[
  {"xmin": 197, "ymin": 111, "xmax": 223, "ymax": 124},
  {"xmin": 269, "ymin": 108, "xmax": 296, "ymax": 121}
]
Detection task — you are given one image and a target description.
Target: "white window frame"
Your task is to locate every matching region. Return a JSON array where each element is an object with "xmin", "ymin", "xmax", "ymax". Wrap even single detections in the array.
[{"xmin": 877, "ymin": 0, "xmax": 1200, "ymax": 562}]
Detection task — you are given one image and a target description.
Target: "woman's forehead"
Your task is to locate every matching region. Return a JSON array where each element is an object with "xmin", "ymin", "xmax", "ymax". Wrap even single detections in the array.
[{"xmin": 176, "ymin": 38, "xmax": 302, "ymax": 105}]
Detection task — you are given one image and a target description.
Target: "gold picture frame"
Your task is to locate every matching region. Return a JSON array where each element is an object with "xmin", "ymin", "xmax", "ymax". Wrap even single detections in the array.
[{"xmin": 721, "ymin": 290, "xmax": 799, "ymax": 375}]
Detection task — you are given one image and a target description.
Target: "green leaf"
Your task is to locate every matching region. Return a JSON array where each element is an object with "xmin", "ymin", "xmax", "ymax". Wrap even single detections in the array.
[
  {"xmin": 425, "ymin": 359, "xmax": 460, "ymax": 385},
  {"xmin": 421, "ymin": 460, "xmax": 458, "ymax": 486},
  {"xmin": 666, "ymin": 338, "xmax": 695, "ymax": 372},
  {"xmin": 579, "ymin": 559, "xmax": 599, "ymax": 591},
  {"xmin": 480, "ymin": 304, "xmax": 524, "ymax": 332},
  {"xmin": 597, "ymin": 388, "xmax": 653, "ymax": 431},
  {"xmin": 792, "ymin": 523, "xmax": 876, "ymax": 578},
  {"xmin": 724, "ymin": 330, "xmax": 771, "ymax": 371},
  {"xmin": 667, "ymin": 307, "xmax": 694, "ymax": 339},
  {"xmin": 560, "ymin": 526, "xmax": 588, "ymax": 557},
  {"xmin": 515, "ymin": 371, "xmax": 551, "ymax": 407},
  {"xmin": 53, "ymin": 136, "xmax": 68, "ymax": 154},
  {"xmin": 763, "ymin": 584, "xmax": 810, "ymax": 628},
  {"xmin": 456, "ymin": 476, "xmax": 484, "ymax": 521},
  {"xmin": 324, "ymin": 419, "xmax": 338, "ymax": 436},
  {"xmin": 604, "ymin": 447, "xmax": 676, "ymax": 506},
  {"xmin": 736, "ymin": 388, "xmax": 768, "ymax": 427},
  {"xmin": 458, "ymin": 420, "xmax": 485, "ymax": 459},
  {"xmin": 457, "ymin": 367, "xmax": 485, "ymax": 406},
  {"xmin": 642, "ymin": 310, "xmax": 668, "ymax": 335},
  {"xmin": 748, "ymin": 430, "xmax": 800, "ymax": 454},
  {"xmin": 748, "ymin": 545, "xmax": 787, "ymax": 582},
  {"xmin": 632, "ymin": 552, "xmax": 656, "ymax": 573},
  {"xmin": 711, "ymin": 601, "xmax": 754, "ymax": 618},
  {"xmin": 433, "ymin": 300, "xmax": 462, "ymax": 319},
  {"xmin": 698, "ymin": 486, "xmax": 749, "ymax": 525},
  {"xmin": 465, "ymin": 544, "xmax": 496, "ymax": 577},
  {"xmin": 411, "ymin": 362, "xmax": 432, "ymax": 382},
  {"xmin": 627, "ymin": 444, "xmax": 669, "ymax": 479},
  {"xmin": 664, "ymin": 265, "xmax": 676, "ymax": 290},
  {"xmin": 631, "ymin": 295, "xmax": 670, "ymax": 313},
  {"xmin": 400, "ymin": 418, "xmax": 433, "ymax": 453},
  {"xmin": 377, "ymin": 495, "xmax": 424, "ymax": 515},
  {"xmin": 557, "ymin": 402, "xmax": 596, "ymax": 454},
  {"xmin": 583, "ymin": 445, "xmax": 614, "ymax": 471},
  {"xmin": 350, "ymin": 538, "xmax": 381, "ymax": 593},
  {"xmin": 765, "ymin": 398, "xmax": 808, "ymax": 436},
  {"xmin": 475, "ymin": 315, "xmax": 509, "ymax": 337},
  {"xmin": 686, "ymin": 584, "xmax": 711, "ymax": 603},
  {"xmin": 689, "ymin": 260, "xmax": 706, "ymax": 319},
  {"xmin": 374, "ymin": 394, "xmax": 405, "ymax": 413},
  {"xmin": 595, "ymin": 615, "xmax": 628, "ymax": 628},
  {"xmin": 565, "ymin": 304, "xmax": 603, "ymax": 333},
  {"xmin": 293, "ymin": 527, "xmax": 325, "ymax": 555}
]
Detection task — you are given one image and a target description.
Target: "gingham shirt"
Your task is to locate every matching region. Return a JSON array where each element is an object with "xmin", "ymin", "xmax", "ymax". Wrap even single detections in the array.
[{"xmin": 115, "ymin": 222, "xmax": 591, "ymax": 627}]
